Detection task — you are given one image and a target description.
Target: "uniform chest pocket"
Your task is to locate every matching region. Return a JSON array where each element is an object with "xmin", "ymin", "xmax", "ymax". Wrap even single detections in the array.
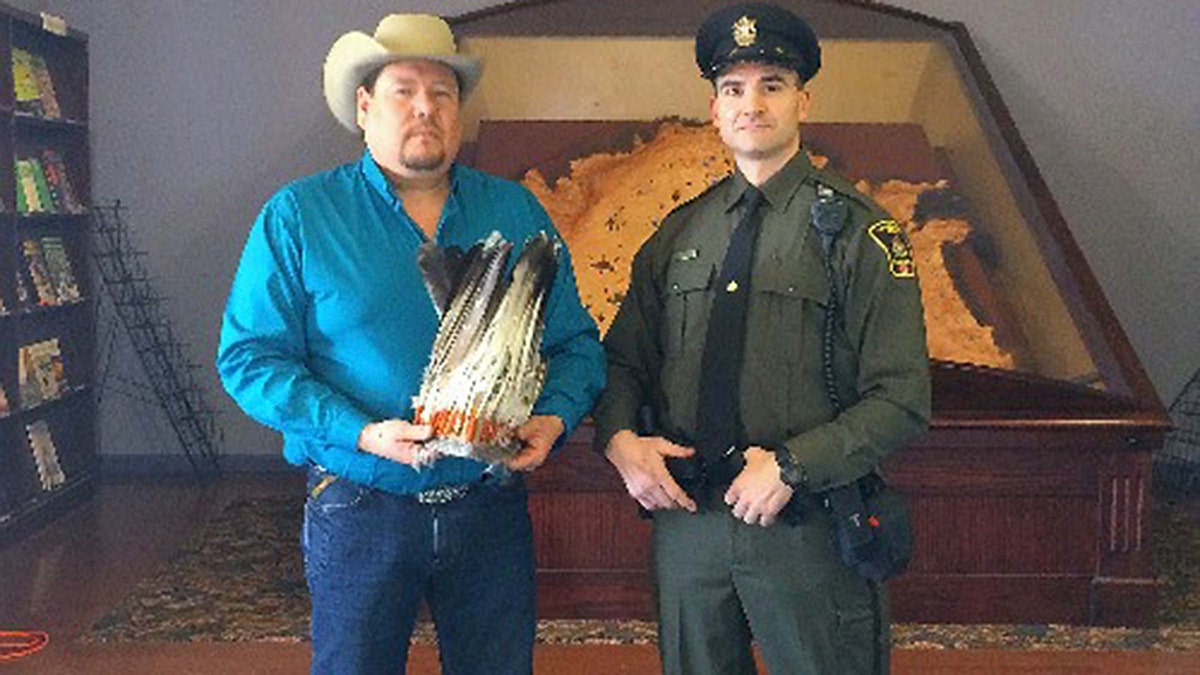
[
  {"xmin": 750, "ymin": 263, "xmax": 831, "ymax": 364},
  {"xmin": 661, "ymin": 260, "xmax": 716, "ymax": 358}
]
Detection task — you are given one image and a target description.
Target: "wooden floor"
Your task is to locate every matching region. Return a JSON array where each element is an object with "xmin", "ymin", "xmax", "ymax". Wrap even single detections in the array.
[{"xmin": 2, "ymin": 473, "xmax": 1198, "ymax": 674}]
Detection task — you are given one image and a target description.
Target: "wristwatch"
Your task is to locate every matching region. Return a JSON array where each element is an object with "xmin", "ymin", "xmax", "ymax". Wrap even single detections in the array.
[{"xmin": 771, "ymin": 447, "xmax": 808, "ymax": 490}]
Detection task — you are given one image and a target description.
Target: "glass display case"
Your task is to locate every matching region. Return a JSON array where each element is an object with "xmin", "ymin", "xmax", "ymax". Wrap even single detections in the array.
[{"xmin": 454, "ymin": 0, "xmax": 1168, "ymax": 625}]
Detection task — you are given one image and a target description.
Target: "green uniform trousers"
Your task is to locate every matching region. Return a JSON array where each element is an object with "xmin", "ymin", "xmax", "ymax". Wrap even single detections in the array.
[{"xmin": 653, "ymin": 498, "xmax": 888, "ymax": 675}]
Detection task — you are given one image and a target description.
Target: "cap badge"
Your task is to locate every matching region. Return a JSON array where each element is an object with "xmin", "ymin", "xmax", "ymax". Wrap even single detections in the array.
[{"xmin": 732, "ymin": 16, "xmax": 757, "ymax": 47}]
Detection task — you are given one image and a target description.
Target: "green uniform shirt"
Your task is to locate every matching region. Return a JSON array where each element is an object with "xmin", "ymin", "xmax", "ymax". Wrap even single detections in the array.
[{"xmin": 595, "ymin": 150, "xmax": 931, "ymax": 491}]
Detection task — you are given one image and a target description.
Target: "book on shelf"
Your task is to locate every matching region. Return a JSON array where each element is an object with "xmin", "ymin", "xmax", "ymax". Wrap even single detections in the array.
[
  {"xmin": 39, "ymin": 236, "xmax": 81, "ymax": 302},
  {"xmin": 29, "ymin": 52, "xmax": 61, "ymax": 119},
  {"xmin": 13, "ymin": 161, "xmax": 26, "ymax": 214},
  {"xmin": 40, "ymin": 150, "xmax": 85, "ymax": 213},
  {"xmin": 21, "ymin": 238, "xmax": 58, "ymax": 306},
  {"xmin": 18, "ymin": 337, "xmax": 67, "ymax": 408},
  {"xmin": 14, "ymin": 269, "xmax": 30, "ymax": 306},
  {"xmin": 36, "ymin": 155, "xmax": 62, "ymax": 212},
  {"xmin": 10, "ymin": 47, "xmax": 62, "ymax": 119},
  {"xmin": 26, "ymin": 420, "xmax": 66, "ymax": 490},
  {"xmin": 11, "ymin": 47, "xmax": 42, "ymax": 116},
  {"xmin": 15, "ymin": 158, "xmax": 43, "ymax": 214},
  {"xmin": 17, "ymin": 341, "xmax": 42, "ymax": 407},
  {"xmin": 14, "ymin": 154, "xmax": 84, "ymax": 215},
  {"xmin": 29, "ymin": 158, "xmax": 57, "ymax": 214}
]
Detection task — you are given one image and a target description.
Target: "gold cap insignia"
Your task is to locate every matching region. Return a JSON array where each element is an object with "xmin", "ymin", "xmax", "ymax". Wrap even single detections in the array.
[{"xmin": 732, "ymin": 16, "xmax": 757, "ymax": 48}]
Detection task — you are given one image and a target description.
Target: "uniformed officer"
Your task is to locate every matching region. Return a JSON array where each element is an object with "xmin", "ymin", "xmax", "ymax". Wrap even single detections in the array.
[{"xmin": 594, "ymin": 3, "xmax": 932, "ymax": 674}]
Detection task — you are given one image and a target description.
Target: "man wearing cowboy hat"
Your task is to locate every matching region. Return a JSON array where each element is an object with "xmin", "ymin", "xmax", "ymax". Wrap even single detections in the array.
[
  {"xmin": 217, "ymin": 13, "xmax": 604, "ymax": 675},
  {"xmin": 595, "ymin": 3, "xmax": 930, "ymax": 673}
]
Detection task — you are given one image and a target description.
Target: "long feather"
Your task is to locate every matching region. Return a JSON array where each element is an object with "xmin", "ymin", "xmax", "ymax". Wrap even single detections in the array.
[
  {"xmin": 416, "ymin": 243, "xmax": 455, "ymax": 317},
  {"xmin": 412, "ymin": 231, "xmax": 561, "ymax": 465}
]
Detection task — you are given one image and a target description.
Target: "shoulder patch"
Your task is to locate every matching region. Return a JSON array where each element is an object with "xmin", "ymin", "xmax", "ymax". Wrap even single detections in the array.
[{"xmin": 867, "ymin": 219, "xmax": 916, "ymax": 278}]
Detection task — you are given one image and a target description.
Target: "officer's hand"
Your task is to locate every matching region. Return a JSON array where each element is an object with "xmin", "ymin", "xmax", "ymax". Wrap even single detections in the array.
[
  {"xmin": 605, "ymin": 430, "xmax": 697, "ymax": 513},
  {"xmin": 725, "ymin": 446, "xmax": 794, "ymax": 527},
  {"xmin": 358, "ymin": 419, "xmax": 433, "ymax": 465},
  {"xmin": 506, "ymin": 415, "xmax": 565, "ymax": 472}
]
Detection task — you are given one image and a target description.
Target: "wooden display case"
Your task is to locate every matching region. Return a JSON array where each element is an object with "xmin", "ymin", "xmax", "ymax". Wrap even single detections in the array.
[
  {"xmin": 453, "ymin": 0, "xmax": 1169, "ymax": 626},
  {"xmin": 0, "ymin": 4, "xmax": 94, "ymax": 545}
]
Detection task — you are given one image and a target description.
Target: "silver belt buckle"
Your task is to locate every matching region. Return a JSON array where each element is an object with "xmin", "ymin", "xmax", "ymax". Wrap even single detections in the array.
[{"xmin": 415, "ymin": 484, "xmax": 470, "ymax": 505}]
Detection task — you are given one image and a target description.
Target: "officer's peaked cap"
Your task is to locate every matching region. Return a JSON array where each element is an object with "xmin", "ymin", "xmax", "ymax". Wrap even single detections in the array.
[{"xmin": 695, "ymin": 3, "xmax": 821, "ymax": 82}]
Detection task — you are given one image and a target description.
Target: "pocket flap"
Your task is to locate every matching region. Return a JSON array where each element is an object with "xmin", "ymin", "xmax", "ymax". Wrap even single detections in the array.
[
  {"xmin": 665, "ymin": 258, "xmax": 714, "ymax": 294},
  {"xmin": 756, "ymin": 262, "xmax": 828, "ymax": 303}
]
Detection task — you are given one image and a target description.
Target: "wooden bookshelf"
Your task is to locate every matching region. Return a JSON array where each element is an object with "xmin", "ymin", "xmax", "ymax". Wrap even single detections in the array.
[{"xmin": 0, "ymin": 4, "xmax": 93, "ymax": 546}]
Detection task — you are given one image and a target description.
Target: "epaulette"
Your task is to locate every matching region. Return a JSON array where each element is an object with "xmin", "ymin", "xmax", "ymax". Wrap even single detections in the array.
[{"xmin": 809, "ymin": 166, "xmax": 878, "ymax": 216}]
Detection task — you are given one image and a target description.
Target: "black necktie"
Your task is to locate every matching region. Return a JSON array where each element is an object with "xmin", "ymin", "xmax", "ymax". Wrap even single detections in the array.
[{"xmin": 694, "ymin": 186, "xmax": 765, "ymax": 464}]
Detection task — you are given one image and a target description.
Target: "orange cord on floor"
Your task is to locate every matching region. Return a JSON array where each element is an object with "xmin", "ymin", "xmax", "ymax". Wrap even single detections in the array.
[{"xmin": 0, "ymin": 631, "xmax": 49, "ymax": 661}]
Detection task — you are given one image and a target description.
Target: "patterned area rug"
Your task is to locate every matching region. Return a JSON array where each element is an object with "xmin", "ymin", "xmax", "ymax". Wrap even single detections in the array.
[{"xmin": 81, "ymin": 489, "xmax": 1200, "ymax": 651}]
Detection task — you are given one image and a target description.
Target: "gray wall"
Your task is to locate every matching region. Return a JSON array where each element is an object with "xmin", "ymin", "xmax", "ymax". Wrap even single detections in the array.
[{"xmin": 12, "ymin": 1, "xmax": 1199, "ymax": 459}]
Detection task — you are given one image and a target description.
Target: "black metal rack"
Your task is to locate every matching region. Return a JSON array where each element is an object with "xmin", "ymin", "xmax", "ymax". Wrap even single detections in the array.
[
  {"xmin": 1157, "ymin": 368, "xmax": 1200, "ymax": 491},
  {"xmin": 91, "ymin": 201, "xmax": 222, "ymax": 476}
]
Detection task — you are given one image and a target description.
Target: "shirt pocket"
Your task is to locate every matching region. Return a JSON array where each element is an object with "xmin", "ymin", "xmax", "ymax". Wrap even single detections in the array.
[
  {"xmin": 744, "ymin": 263, "xmax": 831, "ymax": 439},
  {"xmin": 753, "ymin": 263, "xmax": 828, "ymax": 364},
  {"xmin": 661, "ymin": 259, "xmax": 716, "ymax": 359}
]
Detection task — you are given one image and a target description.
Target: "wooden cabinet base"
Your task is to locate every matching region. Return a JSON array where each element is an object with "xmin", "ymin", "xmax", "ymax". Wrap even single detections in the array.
[{"xmin": 530, "ymin": 421, "xmax": 1162, "ymax": 626}]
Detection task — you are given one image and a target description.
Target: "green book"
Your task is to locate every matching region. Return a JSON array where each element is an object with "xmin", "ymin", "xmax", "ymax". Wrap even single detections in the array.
[
  {"xmin": 13, "ymin": 160, "xmax": 28, "ymax": 214},
  {"xmin": 27, "ymin": 158, "xmax": 56, "ymax": 214},
  {"xmin": 38, "ymin": 157, "xmax": 64, "ymax": 212}
]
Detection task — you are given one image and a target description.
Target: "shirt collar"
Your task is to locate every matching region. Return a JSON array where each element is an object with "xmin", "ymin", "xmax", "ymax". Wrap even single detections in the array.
[
  {"xmin": 358, "ymin": 149, "xmax": 463, "ymax": 205},
  {"xmin": 723, "ymin": 149, "xmax": 817, "ymax": 213}
]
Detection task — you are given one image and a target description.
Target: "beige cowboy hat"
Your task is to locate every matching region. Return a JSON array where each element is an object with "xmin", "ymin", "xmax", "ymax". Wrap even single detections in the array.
[{"xmin": 323, "ymin": 14, "xmax": 482, "ymax": 132}]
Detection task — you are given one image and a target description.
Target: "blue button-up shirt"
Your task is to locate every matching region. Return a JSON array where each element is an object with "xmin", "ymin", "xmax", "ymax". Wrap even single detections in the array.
[{"xmin": 217, "ymin": 151, "xmax": 605, "ymax": 494}]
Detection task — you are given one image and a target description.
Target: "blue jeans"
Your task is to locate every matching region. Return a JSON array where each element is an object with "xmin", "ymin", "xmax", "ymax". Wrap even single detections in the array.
[{"xmin": 302, "ymin": 468, "xmax": 535, "ymax": 675}]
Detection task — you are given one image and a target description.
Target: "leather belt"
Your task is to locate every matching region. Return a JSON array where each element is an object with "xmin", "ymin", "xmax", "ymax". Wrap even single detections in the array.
[{"xmin": 308, "ymin": 464, "xmax": 473, "ymax": 505}]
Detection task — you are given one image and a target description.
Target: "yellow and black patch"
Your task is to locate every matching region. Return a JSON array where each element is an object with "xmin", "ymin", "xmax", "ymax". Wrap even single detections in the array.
[{"xmin": 867, "ymin": 219, "xmax": 916, "ymax": 279}]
